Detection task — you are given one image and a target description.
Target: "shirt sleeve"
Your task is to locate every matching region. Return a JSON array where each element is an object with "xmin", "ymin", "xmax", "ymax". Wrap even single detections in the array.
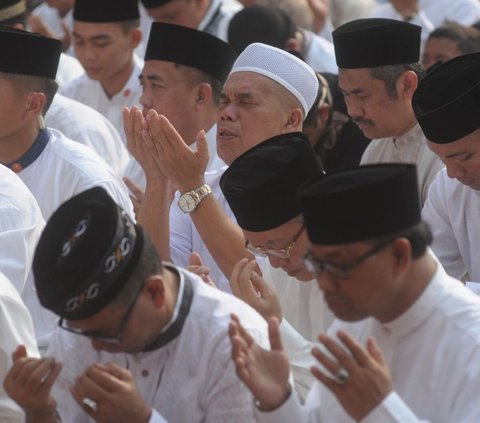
[
  {"xmin": 148, "ymin": 409, "xmax": 169, "ymax": 423},
  {"xmin": 169, "ymin": 197, "xmax": 193, "ymax": 268},
  {"xmin": 361, "ymin": 392, "xmax": 429, "ymax": 423}
]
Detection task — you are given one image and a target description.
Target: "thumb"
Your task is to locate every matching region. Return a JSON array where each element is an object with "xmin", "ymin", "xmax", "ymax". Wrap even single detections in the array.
[
  {"xmin": 189, "ymin": 252, "xmax": 203, "ymax": 267},
  {"xmin": 267, "ymin": 317, "xmax": 284, "ymax": 352},
  {"xmin": 12, "ymin": 345, "xmax": 27, "ymax": 361},
  {"xmin": 195, "ymin": 129, "xmax": 210, "ymax": 163}
]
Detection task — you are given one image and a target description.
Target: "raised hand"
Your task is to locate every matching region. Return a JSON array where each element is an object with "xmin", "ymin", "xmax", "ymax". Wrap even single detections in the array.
[{"xmin": 187, "ymin": 252, "xmax": 216, "ymax": 287}]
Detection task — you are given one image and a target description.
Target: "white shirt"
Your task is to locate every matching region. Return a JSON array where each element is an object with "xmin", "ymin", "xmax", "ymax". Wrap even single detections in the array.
[
  {"xmin": 422, "ymin": 169, "xmax": 480, "ymax": 282},
  {"xmin": 372, "ymin": 0, "xmax": 480, "ymax": 44},
  {"xmin": 46, "ymin": 94, "xmax": 130, "ymax": 176},
  {"xmin": 360, "ymin": 123, "xmax": 444, "ymax": 205},
  {"xmin": 47, "ymin": 268, "xmax": 268, "ymax": 423},
  {"xmin": 56, "ymin": 53, "xmax": 85, "ymax": 88},
  {"xmin": 0, "ymin": 272, "xmax": 39, "ymax": 423},
  {"xmin": 331, "ymin": 0, "xmax": 377, "ymax": 27},
  {"xmin": 256, "ymin": 265, "xmax": 480, "ymax": 423},
  {"xmin": 61, "ymin": 55, "xmax": 144, "ymax": 143},
  {"xmin": 302, "ymin": 29, "xmax": 338, "ymax": 74},
  {"xmin": 0, "ymin": 165, "xmax": 45, "ymax": 295},
  {"xmin": 198, "ymin": 0, "xmax": 243, "ymax": 41}
]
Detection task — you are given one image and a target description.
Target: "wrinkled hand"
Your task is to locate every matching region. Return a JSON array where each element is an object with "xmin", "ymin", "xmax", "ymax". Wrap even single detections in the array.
[
  {"xmin": 3, "ymin": 345, "xmax": 61, "ymax": 421},
  {"xmin": 229, "ymin": 314, "xmax": 291, "ymax": 411},
  {"xmin": 311, "ymin": 331, "xmax": 393, "ymax": 421},
  {"xmin": 70, "ymin": 363, "xmax": 151, "ymax": 423},
  {"xmin": 230, "ymin": 259, "xmax": 282, "ymax": 321},
  {"xmin": 389, "ymin": 0, "xmax": 418, "ymax": 18},
  {"xmin": 307, "ymin": 0, "xmax": 330, "ymax": 33},
  {"xmin": 187, "ymin": 252, "xmax": 216, "ymax": 287},
  {"xmin": 145, "ymin": 110, "xmax": 209, "ymax": 192}
]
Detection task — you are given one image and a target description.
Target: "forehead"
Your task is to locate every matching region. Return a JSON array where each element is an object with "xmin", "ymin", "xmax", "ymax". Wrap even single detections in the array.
[
  {"xmin": 223, "ymin": 72, "xmax": 281, "ymax": 97},
  {"xmin": 142, "ymin": 60, "xmax": 184, "ymax": 79},
  {"xmin": 309, "ymin": 240, "xmax": 367, "ymax": 260},
  {"xmin": 424, "ymin": 37, "xmax": 462, "ymax": 55},
  {"xmin": 338, "ymin": 67, "xmax": 384, "ymax": 92},
  {"xmin": 243, "ymin": 221, "xmax": 300, "ymax": 244},
  {"xmin": 148, "ymin": 0, "xmax": 193, "ymax": 20},
  {"xmin": 73, "ymin": 21, "xmax": 125, "ymax": 38}
]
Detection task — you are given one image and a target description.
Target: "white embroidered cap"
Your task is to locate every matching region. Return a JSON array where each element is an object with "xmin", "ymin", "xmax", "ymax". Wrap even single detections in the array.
[{"xmin": 229, "ymin": 42, "xmax": 319, "ymax": 116}]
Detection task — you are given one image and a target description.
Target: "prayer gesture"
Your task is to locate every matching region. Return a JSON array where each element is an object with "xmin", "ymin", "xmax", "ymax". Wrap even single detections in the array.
[
  {"xmin": 312, "ymin": 331, "xmax": 393, "ymax": 421},
  {"xmin": 229, "ymin": 314, "xmax": 291, "ymax": 411},
  {"xmin": 70, "ymin": 362, "xmax": 151, "ymax": 423}
]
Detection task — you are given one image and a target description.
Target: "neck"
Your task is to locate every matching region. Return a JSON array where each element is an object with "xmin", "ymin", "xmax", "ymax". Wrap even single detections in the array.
[
  {"xmin": 0, "ymin": 123, "xmax": 40, "ymax": 164},
  {"xmin": 393, "ymin": 110, "xmax": 417, "ymax": 139},
  {"xmin": 101, "ymin": 59, "xmax": 134, "ymax": 99},
  {"xmin": 159, "ymin": 267, "xmax": 181, "ymax": 328}
]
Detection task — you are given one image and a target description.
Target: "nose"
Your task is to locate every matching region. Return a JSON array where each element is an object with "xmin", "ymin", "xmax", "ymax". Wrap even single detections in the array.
[
  {"xmin": 445, "ymin": 160, "xmax": 466, "ymax": 179},
  {"xmin": 218, "ymin": 102, "xmax": 237, "ymax": 122},
  {"xmin": 345, "ymin": 96, "xmax": 363, "ymax": 120},
  {"xmin": 316, "ymin": 271, "xmax": 337, "ymax": 293},
  {"xmin": 268, "ymin": 255, "xmax": 288, "ymax": 269},
  {"xmin": 140, "ymin": 90, "xmax": 153, "ymax": 112}
]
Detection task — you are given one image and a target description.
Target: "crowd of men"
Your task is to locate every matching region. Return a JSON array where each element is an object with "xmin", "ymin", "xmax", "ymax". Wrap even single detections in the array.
[{"xmin": 1, "ymin": 0, "xmax": 480, "ymax": 422}]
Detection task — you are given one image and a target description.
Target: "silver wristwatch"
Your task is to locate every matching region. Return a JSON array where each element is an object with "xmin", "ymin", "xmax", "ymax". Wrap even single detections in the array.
[{"xmin": 177, "ymin": 183, "xmax": 212, "ymax": 213}]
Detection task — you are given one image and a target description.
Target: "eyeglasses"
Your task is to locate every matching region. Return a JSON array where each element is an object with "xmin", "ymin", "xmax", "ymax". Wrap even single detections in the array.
[
  {"xmin": 302, "ymin": 238, "xmax": 392, "ymax": 279},
  {"xmin": 58, "ymin": 283, "xmax": 144, "ymax": 344},
  {"xmin": 245, "ymin": 225, "xmax": 305, "ymax": 259}
]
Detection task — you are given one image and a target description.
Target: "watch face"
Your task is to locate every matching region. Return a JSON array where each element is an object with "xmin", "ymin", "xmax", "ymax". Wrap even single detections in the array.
[{"xmin": 178, "ymin": 193, "xmax": 197, "ymax": 213}]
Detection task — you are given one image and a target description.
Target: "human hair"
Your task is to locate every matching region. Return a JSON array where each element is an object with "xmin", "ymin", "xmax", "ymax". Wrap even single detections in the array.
[
  {"xmin": 428, "ymin": 22, "xmax": 480, "ymax": 55},
  {"xmin": 368, "ymin": 221, "xmax": 432, "ymax": 259},
  {"xmin": 175, "ymin": 64, "xmax": 224, "ymax": 106},
  {"xmin": 0, "ymin": 71, "xmax": 58, "ymax": 115},
  {"xmin": 112, "ymin": 230, "xmax": 164, "ymax": 307},
  {"xmin": 118, "ymin": 18, "xmax": 140, "ymax": 34},
  {"xmin": 368, "ymin": 62, "xmax": 425, "ymax": 99}
]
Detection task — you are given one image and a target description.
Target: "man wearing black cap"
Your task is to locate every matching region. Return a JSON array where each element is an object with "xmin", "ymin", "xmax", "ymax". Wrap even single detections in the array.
[
  {"xmin": 4, "ymin": 187, "xmax": 268, "ymax": 423},
  {"xmin": 229, "ymin": 164, "xmax": 480, "ymax": 422},
  {"xmin": 140, "ymin": 0, "xmax": 242, "ymax": 42},
  {"xmin": 61, "ymin": 0, "xmax": 143, "ymax": 142},
  {"xmin": 413, "ymin": 52, "xmax": 480, "ymax": 284},
  {"xmin": 332, "ymin": 18, "xmax": 443, "ymax": 204}
]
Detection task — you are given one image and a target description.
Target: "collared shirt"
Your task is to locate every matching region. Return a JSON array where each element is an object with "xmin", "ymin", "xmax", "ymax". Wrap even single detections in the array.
[
  {"xmin": 256, "ymin": 265, "xmax": 480, "ymax": 422},
  {"xmin": 197, "ymin": 0, "xmax": 243, "ymax": 41},
  {"xmin": 360, "ymin": 123, "xmax": 444, "ymax": 205}
]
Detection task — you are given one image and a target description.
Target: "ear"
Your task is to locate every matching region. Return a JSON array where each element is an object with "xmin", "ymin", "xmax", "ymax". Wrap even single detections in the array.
[
  {"xmin": 129, "ymin": 27, "xmax": 142, "ymax": 49},
  {"xmin": 389, "ymin": 238, "xmax": 412, "ymax": 278},
  {"xmin": 285, "ymin": 31, "xmax": 302, "ymax": 52},
  {"xmin": 285, "ymin": 107, "xmax": 303, "ymax": 131},
  {"xmin": 144, "ymin": 275, "xmax": 166, "ymax": 308},
  {"xmin": 194, "ymin": 83, "xmax": 213, "ymax": 108},
  {"xmin": 318, "ymin": 103, "xmax": 331, "ymax": 125},
  {"xmin": 397, "ymin": 70, "xmax": 418, "ymax": 100},
  {"xmin": 23, "ymin": 92, "xmax": 47, "ymax": 121}
]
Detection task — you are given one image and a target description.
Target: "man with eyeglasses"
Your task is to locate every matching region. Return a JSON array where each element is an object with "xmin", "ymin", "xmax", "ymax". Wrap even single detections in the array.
[
  {"xmin": 220, "ymin": 131, "xmax": 332, "ymax": 400},
  {"xmin": 4, "ymin": 187, "xmax": 268, "ymax": 423},
  {"xmin": 229, "ymin": 163, "xmax": 480, "ymax": 422}
]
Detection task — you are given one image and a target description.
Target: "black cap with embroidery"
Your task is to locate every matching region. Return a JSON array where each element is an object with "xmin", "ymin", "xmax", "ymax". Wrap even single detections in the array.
[
  {"xmin": 0, "ymin": 27, "xmax": 61, "ymax": 79},
  {"xmin": 412, "ymin": 52, "xmax": 480, "ymax": 144},
  {"xmin": 33, "ymin": 187, "xmax": 144, "ymax": 320},
  {"xmin": 298, "ymin": 164, "xmax": 421, "ymax": 245},
  {"xmin": 220, "ymin": 133, "xmax": 322, "ymax": 232},
  {"xmin": 332, "ymin": 18, "xmax": 421, "ymax": 68},
  {"xmin": 74, "ymin": 0, "xmax": 139, "ymax": 23},
  {"xmin": 0, "ymin": 0, "xmax": 26, "ymax": 23},
  {"xmin": 145, "ymin": 22, "xmax": 237, "ymax": 84}
]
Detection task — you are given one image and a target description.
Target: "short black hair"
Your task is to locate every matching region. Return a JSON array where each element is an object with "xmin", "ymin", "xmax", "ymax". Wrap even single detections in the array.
[
  {"xmin": 428, "ymin": 22, "xmax": 480, "ymax": 55},
  {"xmin": 368, "ymin": 62, "xmax": 425, "ymax": 99}
]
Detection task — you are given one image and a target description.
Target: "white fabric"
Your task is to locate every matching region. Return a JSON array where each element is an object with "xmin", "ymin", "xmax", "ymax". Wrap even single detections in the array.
[
  {"xmin": 0, "ymin": 271, "xmax": 39, "ymax": 423},
  {"xmin": 372, "ymin": 0, "xmax": 480, "ymax": 44},
  {"xmin": 124, "ymin": 124, "xmax": 225, "ymax": 191},
  {"xmin": 56, "ymin": 53, "xmax": 85, "ymax": 88},
  {"xmin": 198, "ymin": 0, "xmax": 243, "ymax": 42},
  {"xmin": 360, "ymin": 123, "xmax": 444, "ymax": 205},
  {"xmin": 170, "ymin": 167, "xmax": 232, "ymax": 292},
  {"xmin": 60, "ymin": 55, "xmax": 144, "ymax": 143},
  {"xmin": 259, "ymin": 263, "xmax": 334, "ymax": 401},
  {"xmin": 256, "ymin": 265, "xmax": 480, "ymax": 422},
  {"xmin": 302, "ymin": 29, "xmax": 338, "ymax": 74},
  {"xmin": 48, "ymin": 268, "xmax": 269, "ymax": 422},
  {"xmin": 230, "ymin": 42, "xmax": 319, "ymax": 115},
  {"xmin": 46, "ymin": 94, "xmax": 130, "ymax": 176},
  {"xmin": 331, "ymin": 0, "xmax": 378, "ymax": 27},
  {"xmin": 17, "ymin": 128, "xmax": 134, "ymax": 350},
  {"xmin": 422, "ymin": 169, "xmax": 480, "ymax": 282},
  {"xmin": 0, "ymin": 165, "xmax": 44, "ymax": 295}
]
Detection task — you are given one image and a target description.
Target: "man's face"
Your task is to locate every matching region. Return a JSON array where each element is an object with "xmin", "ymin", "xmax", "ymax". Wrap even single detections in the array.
[
  {"xmin": 217, "ymin": 72, "xmax": 297, "ymax": 165},
  {"xmin": 243, "ymin": 221, "xmax": 312, "ymax": 282},
  {"xmin": 0, "ymin": 76, "xmax": 27, "ymax": 141},
  {"xmin": 422, "ymin": 37, "xmax": 462, "ymax": 71},
  {"xmin": 146, "ymin": 0, "xmax": 204, "ymax": 28},
  {"xmin": 139, "ymin": 60, "xmax": 199, "ymax": 144},
  {"xmin": 427, "ymin": 129, "xmax": 480, "ymax": 190},
  {"xmin": 308, "ymin": 240, "xmax": 397, "ymax": 322},
  {"xmin": 338, "ymin": 67, "xmax": 411, "ymax": 140},
  {"xmin": 72, "ymin": 21, "xmax": 136, "ymax": 83}
]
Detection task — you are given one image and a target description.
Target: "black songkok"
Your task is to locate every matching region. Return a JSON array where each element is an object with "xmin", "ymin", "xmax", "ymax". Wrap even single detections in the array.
[
  {"xmin": 0, "ymin": 0, "xmax": 25, "ymax": 22},
  {"xmin": 332, "ymin": 18, "xmax": 421, "ymax": 68},
  {"xmin": 412, "ymin": 52, "xmax": 480, "ymax": 144},
  {"xmin": 298, "ymin": 164, "xmax": 421, "ymax": 245},
  {"xmin": 220, "ymin": 133, "xmax": 322, "ymax": 232},
  {"xmin": 0, "ymin": 27, "xmax": 61, "ymax": 79},
  {"xmin": 74, "ymin": 0, "xmax": 139, "ymax": 23},
  {"xmin": 141, "ymin": 0, "xmax": 171, "ymax": 8},
  {"xmin": 33, "ymin": 187, "xmax": 145, "ymax": 320},
  {"xmin": 145, "ymin": 22, "xmax": 237, "ymax": 84}
]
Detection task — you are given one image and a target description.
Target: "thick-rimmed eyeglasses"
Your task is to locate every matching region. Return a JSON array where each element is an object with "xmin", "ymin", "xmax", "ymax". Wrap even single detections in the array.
[
  {"xmin": 302, "ymin": 238, "xmax": 392, "ymax": 279},
  {"xmin": 58, "ymin": 283, "xmax": 144, "ymax": 344},
  {"xmin": 245, "ymin": 225, "xmax": 305, "ymax": 259}
]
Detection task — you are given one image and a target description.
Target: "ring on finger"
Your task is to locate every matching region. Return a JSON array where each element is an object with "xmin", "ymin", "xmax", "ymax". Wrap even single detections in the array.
[
  {"xmin": 81, "ymin": 397, "xmax": 98, "ymax": 412},
  {"xmin": 336, "ymin": 367, "xmax": 349, "ymax": 385}
]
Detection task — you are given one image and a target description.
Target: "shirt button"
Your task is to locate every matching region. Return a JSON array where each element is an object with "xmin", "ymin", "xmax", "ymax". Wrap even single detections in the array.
[
  {"xmin": 12, "ymin": 163, "xmax": 23, "ymax": 173},
  {"xmin": 141, "ymin": 369, "xmax": 149, "ymax": 377},
  {"xmin": 381, "ymin": 326, "xmax": 391, "ymax": 335}
]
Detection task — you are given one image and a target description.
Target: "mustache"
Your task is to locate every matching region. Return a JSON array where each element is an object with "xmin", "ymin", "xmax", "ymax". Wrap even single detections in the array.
[{"xmin": 352, "ymin": 117, "xmax": 374, "ymax": 126}]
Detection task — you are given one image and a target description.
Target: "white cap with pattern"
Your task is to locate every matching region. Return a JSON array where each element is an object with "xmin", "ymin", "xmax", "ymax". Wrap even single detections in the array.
[{"xmin": 229, "ymin": 43, "xmax": 319, "ymax": 116}]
